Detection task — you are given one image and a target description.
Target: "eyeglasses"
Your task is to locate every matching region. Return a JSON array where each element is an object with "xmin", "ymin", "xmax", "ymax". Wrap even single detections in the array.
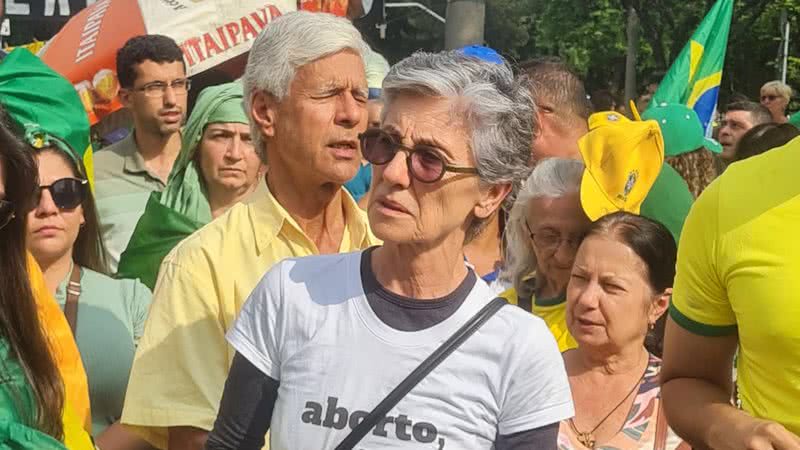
[
  {"xmin": 134, "ymin": 78, "xmax": 192, "ymax": 98},
  {"xmin": 359, "ymin": 128, "xmax": 479, "ymax": 183},
  {"xmin": 761, "ymin": 95, "xmax": 778, "ymax": 102},
  {"xmin": 525, "ymin": 220, "xmax": 585, "ymax": 253},
  {"xmin": 0, "ymin": 200, "xmax": 14, "ymax": 230},
  {"xmin": 36, "ymin": 178, "xmax": 88, "ymax": 210}
]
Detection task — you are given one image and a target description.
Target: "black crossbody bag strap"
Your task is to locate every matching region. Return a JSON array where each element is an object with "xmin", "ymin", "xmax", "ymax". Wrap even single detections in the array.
[{"xmin": 334, "ymin": 297, "xmax": 508, "ymax": 450}]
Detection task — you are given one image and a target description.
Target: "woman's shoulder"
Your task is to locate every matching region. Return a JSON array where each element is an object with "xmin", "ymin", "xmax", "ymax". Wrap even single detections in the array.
[
  {"xmin": 488, "ymin": 298, "xmax": 561, "ymax": 353},
  {"xmin": 266, "ymin": 251, "xmax": 363, "ymax": 284},
  {"xmin": 249, "ymin": 251, "xmax": 365, "ymax": 305},
  {"xmin": 80, "ymin": 268, "xmax": 153, "ymax": 309}
]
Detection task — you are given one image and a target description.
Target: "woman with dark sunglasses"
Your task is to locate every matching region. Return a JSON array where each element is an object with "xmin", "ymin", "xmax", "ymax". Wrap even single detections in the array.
[
  {"xmin": 0, "ymin": 115, "xmax": 69, "ymax": 449},
  {"xmin": 207, "ymin": 49, "xmax": 573, "ymax": 450},
  {"xmin": 25, "ymin": 138, "xmax": 153, "ymax": 449}
]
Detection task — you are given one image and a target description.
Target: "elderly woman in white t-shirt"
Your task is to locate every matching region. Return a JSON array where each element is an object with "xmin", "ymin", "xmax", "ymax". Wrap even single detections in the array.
[{"xmin": 205, "ymin": 48, "xmax": 574, "ymax": 450}]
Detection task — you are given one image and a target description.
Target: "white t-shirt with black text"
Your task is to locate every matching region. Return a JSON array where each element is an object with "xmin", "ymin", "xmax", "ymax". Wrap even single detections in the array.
[{"xmin": 228, "ymin": 251, "xmax": 574, "ymax": 450}]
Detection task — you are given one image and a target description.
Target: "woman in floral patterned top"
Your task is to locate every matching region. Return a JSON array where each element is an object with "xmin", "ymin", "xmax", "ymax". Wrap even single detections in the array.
[{"xmin": 558, "ymin": 212, "xmax": 689, "ymax": 450}]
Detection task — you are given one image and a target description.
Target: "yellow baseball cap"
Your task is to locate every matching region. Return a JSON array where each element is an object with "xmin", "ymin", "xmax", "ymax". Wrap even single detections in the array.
[{"xmin": 578, "ymin": 111, "xmax": 665, "ymax": 221}]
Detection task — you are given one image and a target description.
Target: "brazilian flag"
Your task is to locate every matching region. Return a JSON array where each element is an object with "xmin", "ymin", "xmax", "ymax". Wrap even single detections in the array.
[
  {"xmin": 650, "ymin": 0, "xmax": 734, "ymax": 132},
  {"xmin": 0, "ymin": 49, "xmax": 94, "ymax": 187}
]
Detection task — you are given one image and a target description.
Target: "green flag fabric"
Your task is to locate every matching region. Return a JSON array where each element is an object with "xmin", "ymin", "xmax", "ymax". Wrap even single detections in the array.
[
  {"xmin": 640, "ymin": 163, "xmax": 695, "ymax": 245},
  {"xmin": 116, "ymin": 82, "xmax": 248, "ymax": 288},
  {"xmin": 0, "ymin": 48, "xmax": 94, "ymax": 184},
  {"xmin": 789, "ymin": 113, "xmax": 800, "ymax": 129},
  {"xmin": 650, "ymin": 0, "xmax": 733, "ymax": 132},
  {"xmin": 116, "ymin": 195, "xmax": 205, "ymax": 289}
]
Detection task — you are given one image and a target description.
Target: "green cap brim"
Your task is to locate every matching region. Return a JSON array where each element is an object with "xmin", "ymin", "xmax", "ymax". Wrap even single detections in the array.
[{"xmin": 704, "ymin": 137, "xmax": 722, "ymax": 154}]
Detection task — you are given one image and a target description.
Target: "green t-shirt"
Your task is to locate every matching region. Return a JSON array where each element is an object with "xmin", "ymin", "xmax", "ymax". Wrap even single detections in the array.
[
  {"xmin": 0, "ymin": 339, "xmax": 68, "ymax": 449},
  {"xmin": 640, "ymin": 163, "xmax": 695, "ymax": 245},
  {"xmin": 54, "ymin": 265, "xmax": 152, "ymax": 435}
]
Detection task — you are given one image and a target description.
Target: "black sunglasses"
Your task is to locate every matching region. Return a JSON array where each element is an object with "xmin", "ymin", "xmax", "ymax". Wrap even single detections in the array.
[
  {"xmin": 0, "ymin": 200, "xmax": 14, "ymax": 230},
  {"xmin": 36, "ymin": 178, "xmax": 88, "ymax": 210},
  {"xmin": 359, "ymin": 128, "xmax": 479, "ymax": 183}
]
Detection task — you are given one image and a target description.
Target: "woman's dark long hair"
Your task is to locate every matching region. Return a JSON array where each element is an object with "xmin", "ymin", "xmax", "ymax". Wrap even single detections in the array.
[
  {"xmin": 0, "ymin": 116, "xmax": 65, "ymax": 439},
  {"xmin": 35, "ymin": 147, "xmax": 108, "ymax": 275},
  {"xmin": 587, "ymin": 212, "xmax": 677, "ymax": 357}
]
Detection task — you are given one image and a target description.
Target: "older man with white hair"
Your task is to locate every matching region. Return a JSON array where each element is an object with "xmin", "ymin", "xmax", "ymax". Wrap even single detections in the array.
[{"xmin": 120, "ymin": 11, "xmax": 379, "ymax": 450}]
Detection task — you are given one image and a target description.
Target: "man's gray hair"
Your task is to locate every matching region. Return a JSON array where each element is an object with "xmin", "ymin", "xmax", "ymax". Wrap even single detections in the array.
[
  {"xmin": 243, "ymin": 11, "xmax": 370, "ymax": 160},
  {"xmin": 501, "ymin": 158, "xmax": 585, "ymax": 293},
  {"xmin": 382, "ymin": 50, "xmax": 535, "ymax": 242}
]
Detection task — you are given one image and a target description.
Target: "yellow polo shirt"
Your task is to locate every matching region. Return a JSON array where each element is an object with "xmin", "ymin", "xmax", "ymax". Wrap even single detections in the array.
[
  {"xmin": 671, "ymin": 138, "xmax": 800, "ymax": 435},
  {"xmin": 499, "ymin": 286, "xmax": 577, "ymax": 353},
  {"xmin": 121, "ymin": 187, "xmax": 378, "ymax": 449}
]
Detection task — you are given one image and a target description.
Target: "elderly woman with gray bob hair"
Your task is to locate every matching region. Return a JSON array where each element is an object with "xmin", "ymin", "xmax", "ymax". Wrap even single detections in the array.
[
  {"xmin": 500, "ymin": 158, "xmax": 591, "ymax": 352},
  {"xmin": 205, "ymin": 49, "xmax": 574, "ymax": 450}
]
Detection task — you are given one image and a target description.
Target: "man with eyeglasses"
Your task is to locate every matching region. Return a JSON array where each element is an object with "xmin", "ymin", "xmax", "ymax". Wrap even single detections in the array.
[{"xmin": 94, "ymin": 35, "xmax": 189, "ymax": 272}]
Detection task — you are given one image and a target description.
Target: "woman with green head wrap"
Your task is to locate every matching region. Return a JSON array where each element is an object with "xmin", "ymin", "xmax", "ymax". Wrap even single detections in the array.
[{"xmin": 118, "ymin": 82, "xmax": 264, "ymax": 289}]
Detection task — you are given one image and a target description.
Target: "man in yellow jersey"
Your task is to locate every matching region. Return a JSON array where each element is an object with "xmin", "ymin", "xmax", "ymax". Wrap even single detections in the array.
[
  {"xmin": 662, "ymin": 137, "xmax": 800, "ymax": 448},
  {"xmin": 121, "ymin": 12, "xmax": 380, "ymax": 450}
]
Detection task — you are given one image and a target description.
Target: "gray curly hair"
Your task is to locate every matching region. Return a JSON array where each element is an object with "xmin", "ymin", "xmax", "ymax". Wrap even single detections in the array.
[{"xmin": 382, "ymin": 50, "xmax": 536, "ymax": 242}]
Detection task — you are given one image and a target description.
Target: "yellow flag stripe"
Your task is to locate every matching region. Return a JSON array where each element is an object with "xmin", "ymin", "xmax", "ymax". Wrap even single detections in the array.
[
  {"xmin": 689, "ymin": 40, "xmax": 705, "ymax": 82},
  {"xmin": 82, "ymin": 146, "xmax": 94, "ymax": 192},
  {"xmin": 687, "ymin": 71, "xmax": 722, "ymax": 107}
]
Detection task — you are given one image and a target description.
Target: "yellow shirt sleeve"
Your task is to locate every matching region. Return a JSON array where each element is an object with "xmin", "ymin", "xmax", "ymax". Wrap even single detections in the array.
[
  {"xmin": 670, "ymin": 180, "xmax": 737, "ymax": 335},
  {"xmin": 28, "ymin": 253, "xmax": 92, "ymax": 433},
  {"xmin": 121, "ymin": 254, "xmax": 229, "ymax": 449},
  {"xmin": 498, "ymin": 287, "xmax": 519, "ymax": 305}
]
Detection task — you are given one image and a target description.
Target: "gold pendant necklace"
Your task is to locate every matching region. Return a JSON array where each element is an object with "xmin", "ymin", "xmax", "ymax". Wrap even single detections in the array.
[
  {"xmin": 575, "ymin": 430, "xmax": 596, "ymax": 449},
  {"xmin": 568, "ymin": 371, "xmax": 644, "ymax": 449}
]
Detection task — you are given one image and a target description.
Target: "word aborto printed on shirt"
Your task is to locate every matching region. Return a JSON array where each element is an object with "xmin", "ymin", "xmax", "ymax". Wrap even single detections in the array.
[{"xmin": 302, "ymin": 396, "xmax": 446, "ymax": 449}]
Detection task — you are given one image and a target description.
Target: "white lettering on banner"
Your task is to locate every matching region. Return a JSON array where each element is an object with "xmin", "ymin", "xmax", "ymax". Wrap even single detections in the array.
[
  {"xmin": 74, "ymin": 0, "xmax": 111, "ymax": 64},
  {"xmin": 45, "ymin": 0, "xmax": 71, "ymax": 16},
  {"xmin": 179, "ymin": 4, "xmax": 283, "ymax": 68},
  {"xmin": 5, "ymin": 0, "xmax": 31, "ymax": 15}
]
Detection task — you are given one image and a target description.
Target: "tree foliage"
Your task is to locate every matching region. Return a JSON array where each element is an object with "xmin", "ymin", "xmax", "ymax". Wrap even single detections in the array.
[{"xmin": 366, "ymin": 0, "xmax": 800, "ymax": 107}]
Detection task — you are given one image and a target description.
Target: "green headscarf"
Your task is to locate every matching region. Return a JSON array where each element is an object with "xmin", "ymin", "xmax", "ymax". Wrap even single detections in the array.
[
  {"xmin": 117, "ymin": 82, "xmax": 248, "ymax": 288},
  {"xmin": 161, "ymin": 81, "xmax": 249, "ymax": 223}
]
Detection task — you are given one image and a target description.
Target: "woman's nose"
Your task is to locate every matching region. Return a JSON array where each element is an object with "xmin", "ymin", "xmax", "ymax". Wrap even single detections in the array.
[
  {"xmin": 573, "ymin": 282, "xmax": 600, "ymax": 309},
  {"xmin": 380, "ymin": 151, "xmax": 411, "ymax": 187},
  {"xmin": 35, "ymin": 189, "xmax": 58, "ymax": 216}
]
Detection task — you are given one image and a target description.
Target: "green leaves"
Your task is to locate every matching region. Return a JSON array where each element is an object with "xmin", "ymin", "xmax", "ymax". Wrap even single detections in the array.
[{"xmin": 364, "ymin": 0, "xmax": 799, "ymax": 106}]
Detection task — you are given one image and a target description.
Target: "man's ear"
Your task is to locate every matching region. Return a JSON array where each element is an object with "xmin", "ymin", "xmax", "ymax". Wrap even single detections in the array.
[
  {"xmin": 473, "ymin": 183, "xmax": 512, "ymax": 220},
  {"xmin": 250, "ymin": 90, "xmax": 280, "ymax": 139},
  {"xmin": 119, "ymin": 88, "xmax": 134, "ymax": 109}
]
